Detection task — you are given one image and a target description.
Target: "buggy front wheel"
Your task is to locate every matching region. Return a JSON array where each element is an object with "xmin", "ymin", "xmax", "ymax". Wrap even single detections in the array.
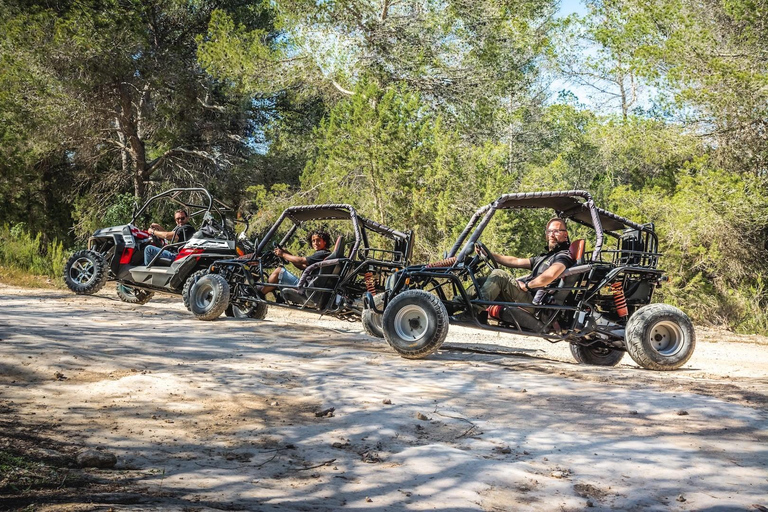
[
  {"xmin": 63, "ymin": 250, "xmax": 109, "ymax": 295},
  {"xmin": 362, "ymin": 308, "xmax": 384, "ymax": 338},
  {"xmin": 382, "ymin": 290, "xmax": 449, "ymax": 359},
  {"xmin": 625, "ymin": 304, "xmax": 695, "ymax": 370},
  {"xmin": 188, "ymin": 274, "xmax": 230, "ymax": 321}
]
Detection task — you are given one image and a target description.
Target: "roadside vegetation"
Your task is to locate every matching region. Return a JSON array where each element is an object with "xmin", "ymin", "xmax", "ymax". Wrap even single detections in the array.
[
  {"xmin": 1, "ymin": 0, "xmax": 766, "ymax": 334},
  {"xmin": 0, "ymin": 224, "xmax": 66, "ymax": 288}
]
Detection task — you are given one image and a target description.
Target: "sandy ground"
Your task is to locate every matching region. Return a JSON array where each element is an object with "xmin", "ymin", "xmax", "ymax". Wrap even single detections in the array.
[{"xmin": 1, "ymin": 283, "xmax": 767, "ymax": 511}]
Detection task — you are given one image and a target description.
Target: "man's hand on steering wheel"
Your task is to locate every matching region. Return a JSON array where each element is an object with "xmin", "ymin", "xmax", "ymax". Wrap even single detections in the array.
[
  {"xmin": 474, "ymin": 241, "xmax": 498, "ymax": 270},
  {"xmin": 259, "ymin": 250, "xmax": 280, "ymax": 268},
  {"xmin": 274, "ymin": 245, "xmax": 289, "ymax": 264},
  {"xmin": 146, "ymin": 227, "xmax": 164, "ymax": 246}
]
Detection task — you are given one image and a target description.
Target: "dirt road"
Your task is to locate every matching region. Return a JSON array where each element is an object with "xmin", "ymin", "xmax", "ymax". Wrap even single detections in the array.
[{"xmin": 1, "ymin": 284, "xmax": 767, "ymax": 511}]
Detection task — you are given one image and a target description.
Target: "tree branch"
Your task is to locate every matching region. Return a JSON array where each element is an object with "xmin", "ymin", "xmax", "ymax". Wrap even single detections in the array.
[{"xmin": 332, "ymin": 80, "xmax": 355, "ymax": 96}]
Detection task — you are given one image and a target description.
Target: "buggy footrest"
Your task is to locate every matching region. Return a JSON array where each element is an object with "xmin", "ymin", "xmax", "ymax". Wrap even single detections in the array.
[
  {"xmin": 281, "ymin": 288, "xmax": 317, "ymax": 308},
  {"xmin": 486, "ymin": 305, "xmax": 544, "ymax": 332}
]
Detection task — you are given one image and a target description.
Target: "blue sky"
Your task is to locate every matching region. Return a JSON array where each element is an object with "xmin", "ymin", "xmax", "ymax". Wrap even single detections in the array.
[{"xmin": 558, "ymin": 0, "xmax": 587, "ymax": 17}]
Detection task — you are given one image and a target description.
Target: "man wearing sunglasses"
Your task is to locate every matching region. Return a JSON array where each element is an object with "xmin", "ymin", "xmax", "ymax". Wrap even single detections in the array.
[
  {"xmin": 143, "ymin": 209, "xmax": 196, "ymax": 265},
  {"xmin": 474, "ymin": 217, "xmax": 575, "ymax": 305}
]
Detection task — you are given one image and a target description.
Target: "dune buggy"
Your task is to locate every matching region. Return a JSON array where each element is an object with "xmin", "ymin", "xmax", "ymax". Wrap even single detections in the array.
[
  {"xmin": 63, "ymin": 188, "xmax": 251, "ymax": 305},
  {"xmin": 368, "ymin": 190, "xmax": 695, "ymax": 370},
  {"xmin": 185, "ymin": 204, "xmax": 412, "ymax": 329}
]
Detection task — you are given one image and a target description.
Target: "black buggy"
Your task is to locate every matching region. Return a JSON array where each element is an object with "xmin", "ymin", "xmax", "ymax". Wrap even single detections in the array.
[
  {"xmin": 368, "ymin": 190, "xmax": 696, "ymax": 370},
  {"xmin": 185, "ymin": 204, "xmax": 413, "ymax": 330},
  {"xmin": 63, "ymin": 188, "xmax": 251, "ymax": 305}
]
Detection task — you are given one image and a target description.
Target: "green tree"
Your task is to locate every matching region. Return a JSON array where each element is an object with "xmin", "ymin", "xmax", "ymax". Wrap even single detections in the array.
[
  {"xmin": 300, "ymin": 80, "xmax": 512, "ymax": 259},
  {"xmin": 0, "ymin": 0, "xmax": 280, "ymax": 238},
  {"xmin": 199, "ymin": 0, "xmax": 558, "ymax": 135},
  {"xmin": 573, "ymin": 0, "xmax": 768, "ymax": 175},
  {"xmin": 553, "ymin": 0, "xmax": 654, "ymax": 119}
]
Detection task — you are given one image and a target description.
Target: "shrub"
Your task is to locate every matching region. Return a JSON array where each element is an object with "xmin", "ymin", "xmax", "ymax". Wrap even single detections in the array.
[
  {"xmin": 0, "ymin": 223, "xmax": 67, "ymax": 281},
  {"xmin": 609, "ymin": 165, "xmax": 768, "ymax": 334}
]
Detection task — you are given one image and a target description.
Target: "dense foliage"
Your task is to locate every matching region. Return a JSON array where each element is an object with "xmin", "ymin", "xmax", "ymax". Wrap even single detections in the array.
[{"xmin": 1, "ymin": 0, "xmax": 766, "ymax": 333}]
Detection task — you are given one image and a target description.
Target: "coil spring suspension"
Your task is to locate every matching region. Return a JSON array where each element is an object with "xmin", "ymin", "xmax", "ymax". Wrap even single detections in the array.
[
  {"xmin": 364, "ymin": 272, "xmax": 376, "ymax": 294},
  {"xmin": 611, "ymin": 282, "xmax": 628, "ymax": 317},
  {"xmin": 425, "ymin": 256, "xmax": 457, "ymax": 268}
]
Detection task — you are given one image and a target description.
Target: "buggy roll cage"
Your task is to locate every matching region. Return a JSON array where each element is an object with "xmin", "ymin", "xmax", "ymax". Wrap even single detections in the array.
[
  {"xmin": 130, "ymin": 188, "xmax": 242, "ymax": 235},
  {"xmin": 209, "ymin": 203, "xmax": 413, "ymax": 317},
  {"xmin": 450, "ymin": 190, "xmax": 660, "ymax": 269},
  {"xmin": 253, "ymin": 204, "xmax": 413, "ymax": 265}
]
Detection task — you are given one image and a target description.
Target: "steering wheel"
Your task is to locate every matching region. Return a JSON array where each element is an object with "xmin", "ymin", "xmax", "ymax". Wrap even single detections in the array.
[
  {"xmin": 474, "ymin": 241, "xmax": 498, "ymax": 270},
  {"xmin": 259, "ymin": 251, "xmax": 279, "ymax": 268},
  {"xmin": 144, "ymin": 229, "xmax": 164, "ymax": 247},
  {"xmin": 260, "ymin": 244, "xmax": 287, "ymax": 268},
  {"xmin": 273, "ymin": 243, "xmax": 288, "ymax": 266}
]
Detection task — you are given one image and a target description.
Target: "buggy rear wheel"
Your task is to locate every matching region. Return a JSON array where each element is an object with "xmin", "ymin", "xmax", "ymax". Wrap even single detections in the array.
[
  {"xmin": 116, "ymin": 284, "xmax": 154, "ymax": 305},
  {"xmin": 226, "ymin": 301, "xmax": 268, "ymax": 319},
  {"xmin": 570, "ymin": 343, "xmax": 624, "ymax": 366},
  {"xmin": 63, "ymin": 250, "xmax": 109, "ymax": 295},
  {"xmin": 382, "ymin": 290, "xmax": 449, "ymax": 359},
  {"xmin": 182, "ymin": 269, "xmax": 209, "ymax": 311},
  {"xmin": 188, "ymin": 274, "xmax": 230, "ymax": 321},
  {"xmin": 625, "ymin": 304, "xmax": 695, "ymax": 370}
]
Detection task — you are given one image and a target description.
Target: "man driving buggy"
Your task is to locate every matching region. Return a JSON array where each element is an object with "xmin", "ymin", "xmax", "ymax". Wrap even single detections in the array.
[
  {"xmin": 259, "ymin": 229, "xmax": 332, "ymax": 296},
  {"xmin": 143, "ymin": 209, "xmax": 196, "ymax": 265},
  {"xmin": 474, "ymin": 217, "xmax": 576, "ymax": 306}
]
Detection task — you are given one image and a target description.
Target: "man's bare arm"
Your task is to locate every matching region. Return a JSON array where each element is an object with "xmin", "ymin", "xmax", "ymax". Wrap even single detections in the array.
[
  {"xmin": 148, "ymin": 226, "xmax": 176, "ymax": 242},
  {"xmin": 275, "ymin": 248, "xmax": 308, "ymax": 269},
  {"xmin": 476, "ymin": 245, "xmax": 531, "ymax": 269},
  {"xmin": 526, "ymin": 262, "xmax": 567, "ymax": 289},
  {"xmin": 494, "ymin": 253, "xmax": 531, "ymax": 269}
]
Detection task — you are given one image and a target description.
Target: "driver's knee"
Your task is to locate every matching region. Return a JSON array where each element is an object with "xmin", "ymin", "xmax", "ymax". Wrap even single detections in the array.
[
  {"xmin": 487, "ymin": 269, "xmax": 509, "ymax": 281},
  {"xmin": 144, "ymin": 246, "xmax": 159, "ymax": 265},
  {"xmin": 268, "ymin": 266, "xmax": 281, "ymax": 283}
]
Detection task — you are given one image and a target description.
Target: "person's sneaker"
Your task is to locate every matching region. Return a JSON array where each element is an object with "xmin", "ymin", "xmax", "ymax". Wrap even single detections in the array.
[
  {"xmin": 449, "ymin": 310, "xmax": 473, "ymax": 323},
  {"xmin": 450, "ymin": 310, "xmax": 487, "ymax": 324}
]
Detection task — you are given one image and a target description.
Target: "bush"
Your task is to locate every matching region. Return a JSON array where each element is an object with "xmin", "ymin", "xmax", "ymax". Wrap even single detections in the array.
[
  {"xmin": 609, "ymin": 166, "xmax": 768, "ymax": 334},
  {"xmin": 0, "ymin": 223, "xmax": 67, "ymax": 281}
]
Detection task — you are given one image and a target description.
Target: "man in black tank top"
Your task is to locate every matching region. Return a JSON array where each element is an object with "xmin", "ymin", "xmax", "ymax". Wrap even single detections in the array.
[{"xmin": 476, "ymin": 218, "xmax": 575, "ymax": 304}]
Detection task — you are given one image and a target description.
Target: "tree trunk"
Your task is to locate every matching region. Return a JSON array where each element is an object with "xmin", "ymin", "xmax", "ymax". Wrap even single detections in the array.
[{"xmin": 118, "ymin": 83, "xmax": 149, "ymax": 198}]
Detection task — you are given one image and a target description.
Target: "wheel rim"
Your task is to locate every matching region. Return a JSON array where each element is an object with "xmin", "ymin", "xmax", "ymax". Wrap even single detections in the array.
[
  {"xmin": 589, "ymin": 347, "xmax": 613, "ymax": 360},
  {"xmin": 232, "ymin": 304, "xmax": 252, "ymax": 317},
  {"xmin": 70, "ymin": 257, "xmax": 96, "ymax": 284},
  {"xmin": 118, "ymin": 284, "xmax": 136, "ymax": 298},
  {"xmin": 393, "ymin": 304, "xmax": 430, "ymax": 342},
  {"xmin": 193, "ymin": 281, "xmax": 216, "ymax": 311},
  {"xmin": 649, "ymin": 320, "xmax": 684, "ymax": 356}
]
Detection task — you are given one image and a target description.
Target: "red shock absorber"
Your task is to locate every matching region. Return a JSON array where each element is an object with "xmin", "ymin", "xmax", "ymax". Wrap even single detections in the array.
[
  {"xmin": 611, "ymin": 282, "xmax": 629, "ymax": 317},
  {"xmin": 487, "ymin": 305, "xmax": 503, "ymax": 319},
  {"xmin": 364, "ymin": 272, "xmax": 376, "ymax": 293}
]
